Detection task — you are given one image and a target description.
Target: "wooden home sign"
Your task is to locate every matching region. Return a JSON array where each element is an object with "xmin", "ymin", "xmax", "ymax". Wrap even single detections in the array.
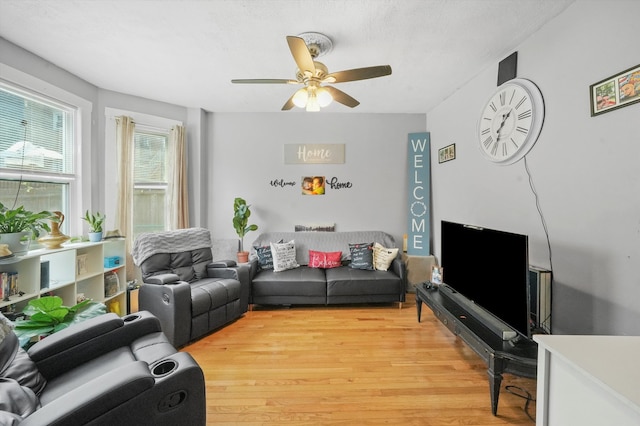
[{"xmin": 284, "ymin": 144, "xmax": 345, "ymax": 164}]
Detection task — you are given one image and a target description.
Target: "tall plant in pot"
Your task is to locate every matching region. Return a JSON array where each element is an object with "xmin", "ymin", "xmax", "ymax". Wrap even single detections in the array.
[
  {"xmin": 83, "ymin": 210, "xmax": 105, "ymax": 242},
  {"xmin": 232, "ymin": 197, "xmax": 258, "ymax": 263},
  {"xmin": 0, "ymin": 202, "xmax": 56, "ymax": 255}
]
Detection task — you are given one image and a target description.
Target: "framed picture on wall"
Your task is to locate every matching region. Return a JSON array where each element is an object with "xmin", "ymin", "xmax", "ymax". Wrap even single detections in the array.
[
  {"xmin": 438, "ymin": 144, "xmax": 456, "ymax": 163},
  {"xmin": 590, "ymin": 64, "xmax": 640, "ymax": 116},
  {"xmin": 76, "ymin": 254, "xmax": 88, "ymax": 275},
  {"xmin": 301, "ymin": 176, "xmax": 325, "ymax": 195}
]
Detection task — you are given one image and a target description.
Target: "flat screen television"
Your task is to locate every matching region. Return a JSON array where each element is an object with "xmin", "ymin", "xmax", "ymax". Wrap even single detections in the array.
[{"xmin": 440, "ymin": 220, "xmax": 530, "ymax": 339}]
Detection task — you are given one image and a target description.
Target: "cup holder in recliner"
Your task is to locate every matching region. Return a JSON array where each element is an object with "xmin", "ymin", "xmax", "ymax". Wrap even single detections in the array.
[
  {"xmin": 152, "ymin": 359, "xmax": 178, "ymax": 377},
  {"xmin": 123, "ymin": 314, "xmax": 141, "ymax": 323}
]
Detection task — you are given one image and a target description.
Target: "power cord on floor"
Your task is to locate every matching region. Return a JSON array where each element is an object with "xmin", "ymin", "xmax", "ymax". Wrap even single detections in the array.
[{"xmin": 505, "ymin": 384, "xmax": 536, "ymax": 423}]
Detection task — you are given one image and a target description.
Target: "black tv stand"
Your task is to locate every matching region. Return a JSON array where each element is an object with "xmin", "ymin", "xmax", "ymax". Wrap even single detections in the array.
[
  {"xmin": 438, "ymin": 284, "xmax": 518, "ymax": 340},
  {"xmin": 415, "ymin": 283, "xmax": 537, "ymax": 416}
]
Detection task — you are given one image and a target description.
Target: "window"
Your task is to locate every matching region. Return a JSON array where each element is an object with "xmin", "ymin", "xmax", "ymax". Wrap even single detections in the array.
[
  {"xmin": 105, "ymin": 107, "xmax": 181, "ymax": 240},
  {"xmin": 133, "ymin": 128, "xmax": 168, "ymax": 236},
  {"xmin": 0, "ymin": 82, "xmax": 75, "ymax": 231}
]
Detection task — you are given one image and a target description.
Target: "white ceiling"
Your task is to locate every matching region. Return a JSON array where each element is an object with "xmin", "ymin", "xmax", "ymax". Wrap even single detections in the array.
[{"xmin": 0, "ymin": 0, "xmax": 575, "ymax": 114}]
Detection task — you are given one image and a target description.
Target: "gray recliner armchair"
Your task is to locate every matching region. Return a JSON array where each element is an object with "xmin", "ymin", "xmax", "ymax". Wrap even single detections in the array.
[
  {"xmin": 132, "ymin": 228, "xmax": 250, "ymax": 348},
  {"xmin": 0, "ymin": 310, "xmax": 205, "ymax": 425}
]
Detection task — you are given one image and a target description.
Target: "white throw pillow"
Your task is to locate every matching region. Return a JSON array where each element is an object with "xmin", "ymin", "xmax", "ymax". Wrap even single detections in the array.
[
  {"xmin": 270, "ymin": 240, "xmax": 300, "ymax": 272},
  {"xmin": 372, "ymin": 242, "xmax": 399, "ymax": 271}
]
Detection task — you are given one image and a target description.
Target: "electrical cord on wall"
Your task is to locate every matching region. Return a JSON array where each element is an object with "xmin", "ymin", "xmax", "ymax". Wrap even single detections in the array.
[
  {"xmin": 524, "ymin": 156, "xmax": 553, "ymax": 272},
  {"xmin": 524, "ymin": 156, "xmax": 553, "ymax": 334}
]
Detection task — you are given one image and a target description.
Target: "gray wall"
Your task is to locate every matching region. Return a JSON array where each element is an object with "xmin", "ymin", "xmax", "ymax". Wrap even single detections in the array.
[
  {"xmin": 428, "ymin": 0, "xmax": 640, "ymax": 335},
  {"xmin": 207, "ymin": 112, "xmax": 425, "ymax": 247}
]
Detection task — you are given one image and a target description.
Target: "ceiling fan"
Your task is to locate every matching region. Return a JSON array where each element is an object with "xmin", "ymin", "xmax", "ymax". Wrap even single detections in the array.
[{"xmin": 231, "ymin": 32, "xmax": 392, "ymax": 111}]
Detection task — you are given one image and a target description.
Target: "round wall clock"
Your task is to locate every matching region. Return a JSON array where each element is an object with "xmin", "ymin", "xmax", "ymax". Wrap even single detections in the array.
[{"xmin": 477, "ymin": 78, "xmax": 545, "ymax": 165}]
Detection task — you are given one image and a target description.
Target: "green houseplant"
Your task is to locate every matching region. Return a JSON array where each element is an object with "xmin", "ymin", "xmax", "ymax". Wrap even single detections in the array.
[
  {"xmin": 13, "ymin": 295, "xmax": 106, "ymax": 348},
  {"xmin": 0, "ymin": 202, "xmax": 57, "ymax": 255},
  {"xmin": 232, "ymin": 197, "xmax": 258, "ymax": 263},
  {"xmin": 83, "ymin": 210, "xmax": 105, "ymax": 242}
]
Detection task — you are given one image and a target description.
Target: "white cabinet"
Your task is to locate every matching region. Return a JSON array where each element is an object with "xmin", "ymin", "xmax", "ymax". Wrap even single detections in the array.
[
  {"xmin": 534, "ymin": 335, "xmax": 640, "ymax": 426},
  {"xmin": 0, "ymin": 240, "xmax": 127, "ymax": 316}
]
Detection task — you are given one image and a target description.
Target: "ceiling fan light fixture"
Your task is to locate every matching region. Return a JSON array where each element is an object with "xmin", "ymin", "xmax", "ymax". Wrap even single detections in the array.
[
  {"xmin": 305, "ymin": 90, "xmax": 320, "ymax": 112},
  {"xmin": 316, "ymin": 86, "xmax": 333, "ymax": 107},
  {"xmin": 292, "ymin": 87, "xmax": 309, "ymax": 108}
]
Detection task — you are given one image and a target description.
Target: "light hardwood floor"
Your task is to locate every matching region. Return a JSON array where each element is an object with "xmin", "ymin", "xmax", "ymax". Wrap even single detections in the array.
[{"xmin": 183, "ymin": 297, "xmax": 537, "ymax": 425}]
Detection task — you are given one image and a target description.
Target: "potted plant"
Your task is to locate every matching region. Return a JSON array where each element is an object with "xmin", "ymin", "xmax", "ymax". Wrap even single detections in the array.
[
  {"xmin": 83, "ymin": 210, "xmax": 105, "ymax": 242},
  {"xmin": 12, "ymin": 295, "xmax": 106, "ymax": 349},
  {"xmin": 232, "ymin": 197, "xmax": 258, "ymax": 263},
  {"xmin": 0, "ymin": 202, "xmax": 57, "ymax": 255}
]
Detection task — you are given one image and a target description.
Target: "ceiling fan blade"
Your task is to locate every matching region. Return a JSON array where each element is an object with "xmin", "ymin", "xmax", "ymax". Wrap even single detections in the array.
[
  {"xmin": 286, "ymin": 36, "xmax": 316, "ymax": 74},
  {"xmin": 324, "ymin": 86, "xmax": 360, "ymax": 108},
  {"xmin": 281, "ymin": 94, "xmax": 296, "ymax": 111},
  {"xmin": 231, "ymin": 79, "xmax": 299, "ymax": 84},
  {"xmin": 327, "ymin": 65, "xmax": 392, "ymax": 83}
]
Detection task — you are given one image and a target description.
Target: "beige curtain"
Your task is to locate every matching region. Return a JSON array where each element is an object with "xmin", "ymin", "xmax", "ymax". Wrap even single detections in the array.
[
  {"xmin": 168, "ymin": 124, "xmax": 189, "ymax": 229},
  {"xmin": 115, "ymin": 116, "xmax": 135, "ymax": 279}
]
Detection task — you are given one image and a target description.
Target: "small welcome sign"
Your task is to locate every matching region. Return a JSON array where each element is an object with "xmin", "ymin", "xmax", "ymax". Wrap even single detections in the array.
[
  {"xmin": 284, "ymin": 144, "xmax": 345, "ymax": 164},
  {"xmin": 407, "ymin": 132, "xmax": 431, "ymax": 255}
]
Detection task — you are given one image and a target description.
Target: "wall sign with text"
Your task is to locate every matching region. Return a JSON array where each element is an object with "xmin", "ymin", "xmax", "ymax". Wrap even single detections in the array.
[
  {"xmin": 269, "ymin": 176, "xmax": 353, "ymax": 192},
  {"xmin": 283, "ymin": 144, "xmax": 345, "ymax": 164},
  {"xmin": 407, "ymin": 132, "xmax": 431, "ymax": 256}
]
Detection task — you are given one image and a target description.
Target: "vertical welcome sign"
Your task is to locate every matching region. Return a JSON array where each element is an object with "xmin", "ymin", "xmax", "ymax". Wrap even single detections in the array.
[{"xmin": 407, "ymin": 132, "xmax": 431, "ymax": 255}]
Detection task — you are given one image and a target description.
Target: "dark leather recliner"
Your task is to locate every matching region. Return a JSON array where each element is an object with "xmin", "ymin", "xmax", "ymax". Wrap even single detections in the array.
[
  {"xmin": 133, "ymin": 228, "xmax": 250, "ymax": 348},
  {"xmin": 0, "ymin": 311, "xmax": 205, "ymax": 425}
]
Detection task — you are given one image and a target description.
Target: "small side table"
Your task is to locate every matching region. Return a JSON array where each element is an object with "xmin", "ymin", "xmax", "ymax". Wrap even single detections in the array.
[{"xmin": 401, "ymin": 254, "xmax": 436, "ymax": 292}]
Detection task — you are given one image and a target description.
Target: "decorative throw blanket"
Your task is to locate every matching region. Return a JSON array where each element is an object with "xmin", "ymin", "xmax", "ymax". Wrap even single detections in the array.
[
  {"xmin": 0, "ymin": 312, "xmax": 14, "ymax": 346},
  {"xmin": 131, "ymin": 227, "xmax": 212, "ymax": 266}
]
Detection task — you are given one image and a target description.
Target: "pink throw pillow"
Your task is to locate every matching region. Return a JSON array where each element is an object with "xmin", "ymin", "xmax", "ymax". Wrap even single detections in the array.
[{"xmin": 308, "ymin": 250, "xmax": 342, "ymax": 269}]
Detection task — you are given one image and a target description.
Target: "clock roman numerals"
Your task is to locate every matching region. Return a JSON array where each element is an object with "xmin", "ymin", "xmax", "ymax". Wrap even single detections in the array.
[
  {"xmin": 515, "ymin": 95, "xmax": 528, "ymax": 110},
  {"xmin": 491, "ymin": 140, "xmax": 499, "ymax": 156},
  {"xmin": 518, "ymin": 109, "xmax": 532, "ymax": 120},
  {"xmin": 499, "ymin": 91, "xmax": 506, "ymax": 106},
  {"xmin": 483, "ymin": 135, "xmax": 494, "ymax": 149},
  {"xmin": 516, "ymin": 126, "xmax": 529, "ymax": 135}
]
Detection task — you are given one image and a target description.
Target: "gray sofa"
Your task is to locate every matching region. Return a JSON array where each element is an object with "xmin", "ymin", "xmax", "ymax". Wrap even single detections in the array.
[
  {"xmin": 249, "ymin": 231, "xmax": 406, "ymax": 306},
  {"xmin": 0, "ymin": 311, "xmax": 205, "ymax": 425},
  {"xmin": 133, "ymin": 228, "xmax": 250, "ymax": 348}
]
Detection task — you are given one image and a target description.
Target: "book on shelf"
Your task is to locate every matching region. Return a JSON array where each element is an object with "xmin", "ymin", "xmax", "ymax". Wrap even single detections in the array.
[
  {"xmin": 0, "ymin": 272, "xmax": 19, "ymax": 300},
  {"xmin": 104, "ymin": 271, "xmax": 120, "ymax": 297}
]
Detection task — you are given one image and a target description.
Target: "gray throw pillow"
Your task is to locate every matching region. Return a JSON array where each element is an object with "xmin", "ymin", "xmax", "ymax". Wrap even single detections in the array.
[
  {"xmin": 348, "ymin": 242, "xmax": 374, "ymax": 270},
  {"xmin": 254, "ymin": 245, "xmax": 274, "ymax": 270}
]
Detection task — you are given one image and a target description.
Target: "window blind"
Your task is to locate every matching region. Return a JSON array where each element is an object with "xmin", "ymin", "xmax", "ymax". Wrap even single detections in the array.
[{"xmin": 0, "ymin": 84, "xmax": 74, "ymax": 175}]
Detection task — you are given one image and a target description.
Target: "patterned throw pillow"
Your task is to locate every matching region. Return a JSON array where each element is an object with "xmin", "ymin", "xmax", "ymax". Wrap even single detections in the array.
[
  {"xmin": 254, "ymin": 239, "xmax": 284, "ymax": 270},
  {"xmin": 372, "ymin": 242, "xmax": 399, "ymax": 271},
  {"xmin": 348, "ymin": 242, "xmax": 374, "ymax": 270},
  {"xmin": 308, "ymin": 250, "xmax": 342, "ymax": 269},
  {"xmin": 270, "ymin": 240, "xmax": 299, "ymax": 272},
  {"xmin": 254, "ymin": 245, "xmax": 274, "ymax": 269}
]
